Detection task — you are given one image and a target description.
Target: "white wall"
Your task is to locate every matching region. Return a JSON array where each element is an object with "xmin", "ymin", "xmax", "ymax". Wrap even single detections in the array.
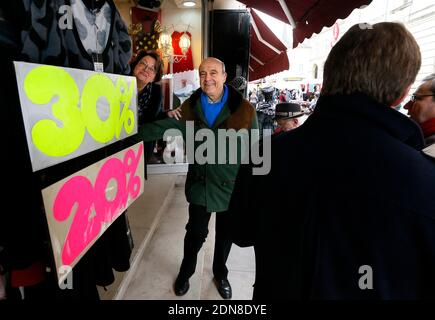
[{"xmin": 301, "ymin": 0, "xmax": 435, "ymax": 95}]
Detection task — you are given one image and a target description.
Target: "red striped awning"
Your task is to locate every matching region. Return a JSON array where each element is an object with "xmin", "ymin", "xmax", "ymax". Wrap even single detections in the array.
[
  {"xmin": 240, "ymin": 0, "xmax": 373, "ymax": 48},
  {"xmin": 249, "ymin": 9, "xmax": 289, "ymax": 81}
]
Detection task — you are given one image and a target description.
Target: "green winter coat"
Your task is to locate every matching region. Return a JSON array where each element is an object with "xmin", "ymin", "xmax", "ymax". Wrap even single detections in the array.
[{"xmin": 139, "ymin": 85, "xmax": 258, "ymax": 212}]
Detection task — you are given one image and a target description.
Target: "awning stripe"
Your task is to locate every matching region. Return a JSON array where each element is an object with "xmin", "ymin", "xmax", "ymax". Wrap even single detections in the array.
[
  {"xmin": 249, "ymin": 9, "xmax": 290, "ymax": 81},
  {"xmin": 239, "ymin": 0, "xmax": 373, "ymax": 48}
]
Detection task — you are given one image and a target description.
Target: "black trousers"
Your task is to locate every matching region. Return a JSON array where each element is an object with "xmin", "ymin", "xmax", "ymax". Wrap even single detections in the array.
[{"xmin": 178, "ymin": 204, "xmax": 232, "ymax": 281}]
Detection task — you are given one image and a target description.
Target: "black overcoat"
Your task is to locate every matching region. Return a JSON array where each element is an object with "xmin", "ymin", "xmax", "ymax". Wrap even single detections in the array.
[{"xmin": 230, "ymin": 93, "xmax": 435, "ymax": 299}]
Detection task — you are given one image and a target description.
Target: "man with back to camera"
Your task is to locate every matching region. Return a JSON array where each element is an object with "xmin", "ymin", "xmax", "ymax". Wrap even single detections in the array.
[
  {"xmin": 139, "ymin": 57, "xmax": 258, "ymax": 299},
  {"xmin": 229, "ymin": 22, "xmax": 435, "ymax": 299}
]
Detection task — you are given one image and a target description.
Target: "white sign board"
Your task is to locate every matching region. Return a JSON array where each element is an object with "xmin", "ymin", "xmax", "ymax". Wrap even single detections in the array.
[
  {"xmin": 41, "ymin": 142, "xmax": 145, "ymax": 284},
  {"xmin": 14, "ymin": 62, "xmax": 138, "ymax": 171}
]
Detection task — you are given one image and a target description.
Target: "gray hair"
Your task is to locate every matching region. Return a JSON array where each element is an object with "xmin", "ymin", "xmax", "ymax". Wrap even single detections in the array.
[
  {"xmin": 422, "ymin": 73, "xmax": 435, "ymax": 94},
  {"xmin": 201, "ymin": 57, "xmax": 226, "ymax": 73},
  {"xmin": 220, "ymin": 60, "xmax": 226, "ymax": 73}
]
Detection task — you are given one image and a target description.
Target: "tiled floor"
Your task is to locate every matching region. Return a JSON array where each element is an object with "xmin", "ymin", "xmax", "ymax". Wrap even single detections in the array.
[
  {"xmin": 97, "ymin": 173, "xmax": 180, "ymax": 300},
  {"xmin": 112, "ymin": 173, "xmax": 255, "ymax": 300}
]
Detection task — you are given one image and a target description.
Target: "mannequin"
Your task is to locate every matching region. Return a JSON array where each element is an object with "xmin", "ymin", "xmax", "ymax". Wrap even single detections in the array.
[
  {"xmin": 4, "ymin": 0, "xmax": 133, "ymax": 300},
  {"xmin": 72, "ymin": 0, "xmax": 112, "ymax": 56}
]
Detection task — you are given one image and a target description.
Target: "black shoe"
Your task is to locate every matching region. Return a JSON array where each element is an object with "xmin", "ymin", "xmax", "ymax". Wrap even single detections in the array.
[
  {"xmin": 174, "ymin": 277, "xmax": 190, "ymax": 296},
  {"xmin": 214, "ymin": 278, "xmax": 232, "ymax": 299}
]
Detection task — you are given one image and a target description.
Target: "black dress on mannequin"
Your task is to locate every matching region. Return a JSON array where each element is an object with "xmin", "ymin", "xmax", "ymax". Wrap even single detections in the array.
[{"xmin": 1, "ymin": 0, "xmax": 133, "ymax": 300}]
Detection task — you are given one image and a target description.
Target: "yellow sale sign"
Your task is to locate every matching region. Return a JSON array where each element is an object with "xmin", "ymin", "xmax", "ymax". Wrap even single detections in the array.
[{"xmin": 14, "ymin": 62, "xmax": 138, "ymax": 171}]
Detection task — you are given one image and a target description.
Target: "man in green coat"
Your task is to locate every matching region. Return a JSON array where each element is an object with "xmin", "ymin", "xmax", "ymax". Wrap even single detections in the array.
[{"xmin": 140, "ymin": 57, "xmax": 258, "ymax": 299}]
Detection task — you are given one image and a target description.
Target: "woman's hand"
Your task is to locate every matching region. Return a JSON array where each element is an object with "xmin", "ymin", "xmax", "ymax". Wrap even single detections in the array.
[{"xmin": 167, "ymin": 107, "xmax": 182, "ymax": 120}]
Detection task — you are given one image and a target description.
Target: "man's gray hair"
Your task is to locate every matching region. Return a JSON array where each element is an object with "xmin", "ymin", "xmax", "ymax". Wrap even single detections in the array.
[
  {"xmin": 220, "ymin": 60, "xmax": 226, "ymax": 73},
  {"xmin": 202, "ymin": 57, "xmax": 226, "ymax": 73},
  {"xmin": 423, "ymin": 73, "xmax": 435, "ymax": 94}
]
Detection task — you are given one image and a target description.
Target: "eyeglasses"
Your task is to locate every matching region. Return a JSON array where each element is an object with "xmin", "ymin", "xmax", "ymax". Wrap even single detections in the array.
[
  {"xmin": 138, "ymin": 60, "xmax": 156, "ymax": 73},
  {"xmin": 411, "ymin": 93, "xmax": 435, "ymax": 103}
]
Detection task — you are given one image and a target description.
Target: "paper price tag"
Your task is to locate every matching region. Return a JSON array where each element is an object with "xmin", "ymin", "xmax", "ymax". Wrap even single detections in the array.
[{"xmin": 93, "ymin": 62, "xmax": 104, "ymax": 72}]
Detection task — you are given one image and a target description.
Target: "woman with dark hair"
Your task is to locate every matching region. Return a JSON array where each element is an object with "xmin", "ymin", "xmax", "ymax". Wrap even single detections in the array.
[{"xmin": 130, "ymin": 50, "xmax": 164, "ymax": 161}]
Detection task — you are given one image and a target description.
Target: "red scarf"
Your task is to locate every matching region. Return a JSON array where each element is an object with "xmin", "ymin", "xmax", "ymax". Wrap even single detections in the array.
[
  {"xmin": 273, "ymin": 127, "xmax": 283, "ymax": 136},
  {"xmin": 421, "ymin": 118, "xmax": 435, "ymax": 138}
]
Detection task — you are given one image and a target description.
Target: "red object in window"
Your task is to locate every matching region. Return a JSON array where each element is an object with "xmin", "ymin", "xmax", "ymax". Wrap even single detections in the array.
[
  {"xmin": 131, "ymin": 7, "xmax": 161, "ymax": 55},
  {"xmin": 168, "ymin": 31, "xmax": 194, "ymax": 74},
  {"xmin": 10, "ymin": 260, "xmax": 46, "ymax": 288}
]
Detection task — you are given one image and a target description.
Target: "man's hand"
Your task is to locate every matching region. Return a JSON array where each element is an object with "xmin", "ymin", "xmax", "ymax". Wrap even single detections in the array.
[{"xmin": 167, "ymin": 107, "xmax": 182, "ymax": 120}]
